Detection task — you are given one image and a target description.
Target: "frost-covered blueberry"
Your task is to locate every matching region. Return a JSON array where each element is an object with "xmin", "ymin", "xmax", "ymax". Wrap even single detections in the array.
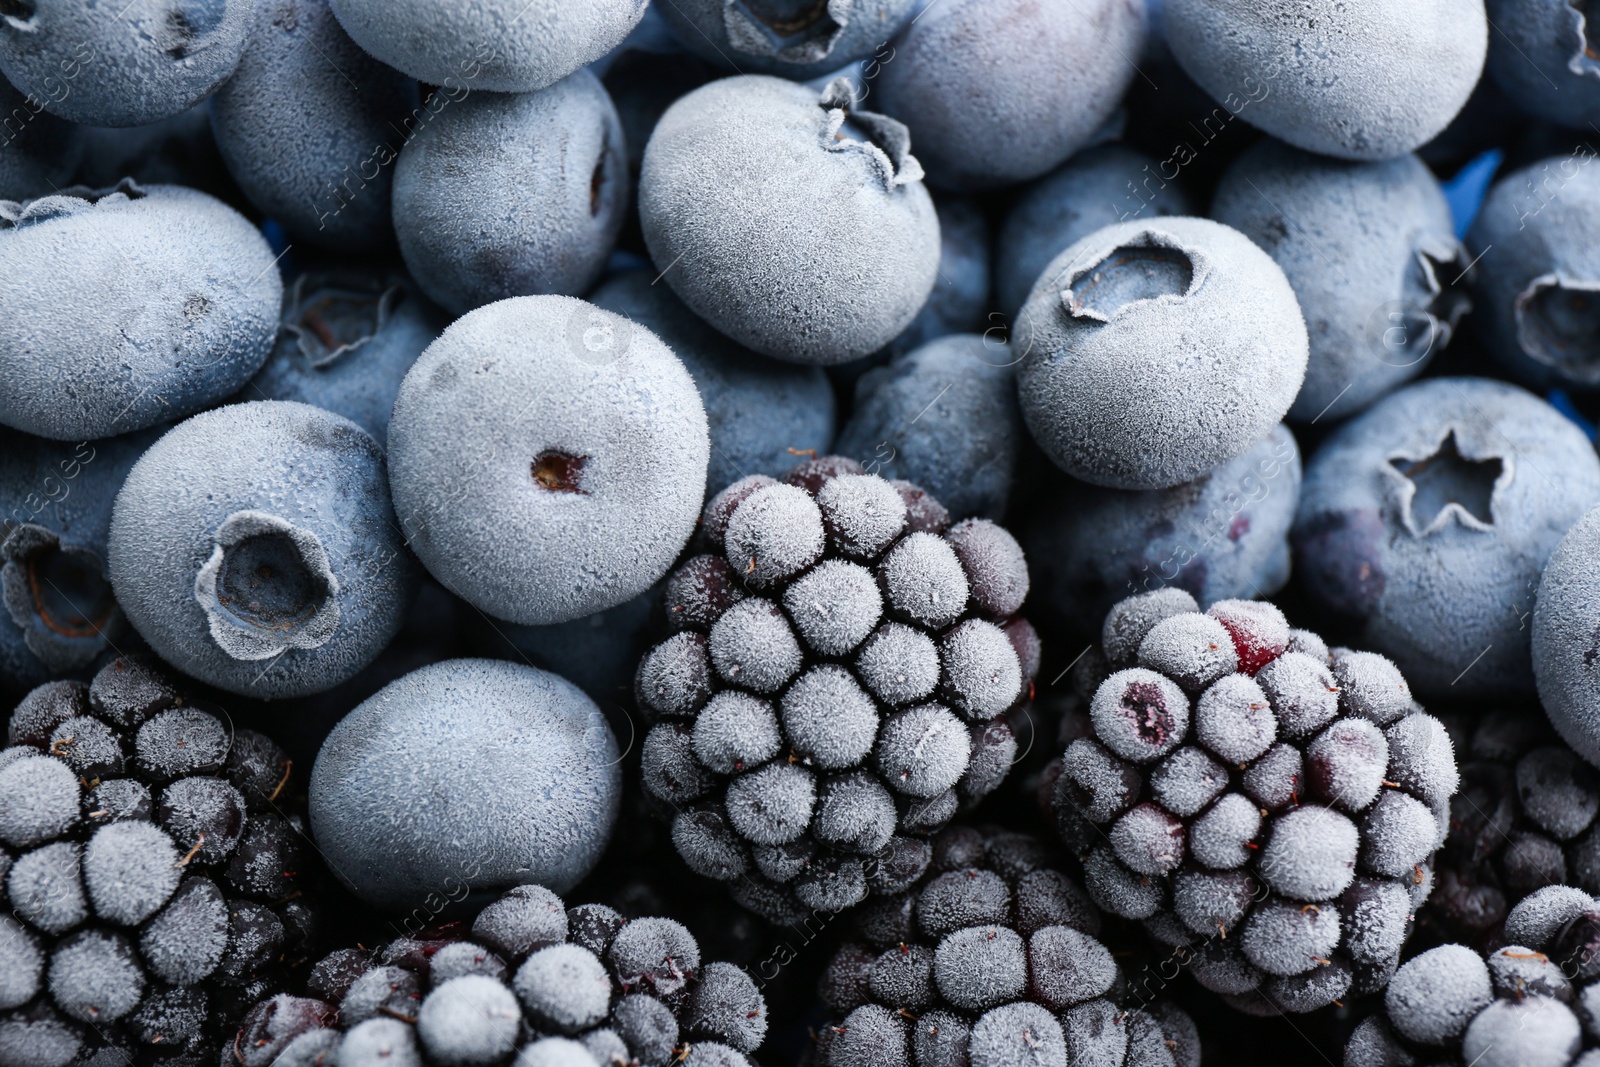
[
  {"xmin": 640, "ymin": 76, "xmax": 939, "ymax": 364},
  {"xmin": 656, "ymin": 0, "xmax": 918, "ymax": 80},
  {"xmin": 836, "ymin": 335, "xmax": 1024, "ymax": 521},
  {"xmin": 327, "ymin": 0, "xmax": 645, "ymax": 92},
  {"xmin": 1483, "ymin": 0, "xmax": 1600, "ymax": 129},
  {"xmin": 1024, "ymin": 425, "xmax": 1301, "ymax": 633},
  {"xmin": 0, "ymin": 182, "xmax": 281, "ymax": 440},
  {"xmin": 1212, "ymin": 140, "xmax": 1468, "ymax": 422},
  {"xmin": 386, "ymin": 296, "xmax": 708, "ymax": 625},
  {"xmin": 209, "ymin": 0, "xmax": 418, "ymax": 251},
  {"xmin": 108, "ymin": 402, "xmax": 418, "ymax": 698},
  {"xmin": 1536, "ymin": 505, "xmax": 1600, "ymax": 767},
  {"xmin": 0, "ymin": 428, "xmax": 156, "ymax": 691},
  {"xmin": 1467, "ymin": 157, "xmax": 1600, "ymax": 392},
  {"xmin": 309, "ymin": 659, "xmax": 621, "ymax": 910},
  {"xmin": 244, "ymin": 268, "xmax": 445, "ymax": 448},
  {"xmin": 1293, "ymin": 377, "xmax": 1600, "ymax": 698},
  {"xmin": 871, "ymin": 0, "xmax": 1146, "ymax": 189},
  {"xmin": 590, "ymin": 270, "xmax": 835, "ymax": 496},
  {"xmin": 393, "ymin": 71, "xmax": 626, "ymax": 315},
  {"xmin": 1164, "ymin": 0, "xmax": 1486, "ymax": 161},
  {"xmin": 0, "ymin": 77, "xmax": 79, "ymax": 202},
  {"xmin": 879, "ymin": 195, "xmax": 993, "ymax": 361},
  {"xmin": 1015, "ymin": 217, "xmax": 1308, "ymax": 490},
  {"xmin": 0, "ymin": 0, "xmax": 256, "ymax": 127},
  {"xmin": 996, "ymin": 145, "xmax": 1193, "ymax": 321}
]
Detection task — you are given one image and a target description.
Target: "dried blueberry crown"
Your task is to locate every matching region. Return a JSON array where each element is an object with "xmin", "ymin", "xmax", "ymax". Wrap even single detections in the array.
[
  {"xmin": 228, "ymin": 885, "xmax": 767, "ymax": 1067},
  {"xmin": 815, "ymin": 826, "xmax": 1199, "ymax": 1067},
  {"xmin": 1428, "ymin": 709, "xmax": 1600, "ymax": 947},
  {"xmin": 635, "ymin": 456, "xmax": 1039, "ymax": 924},
  {"xmin": 1348, "ymin": 885, "xmax": 1600, "ymax": 1067},
  {"xmin": 1050, "ymin": 588, "xmax": 1460, "ymax": 1015},
  {"xmin": 0, "ymin": 656, "xmax": 321, "ymax": 1064}
]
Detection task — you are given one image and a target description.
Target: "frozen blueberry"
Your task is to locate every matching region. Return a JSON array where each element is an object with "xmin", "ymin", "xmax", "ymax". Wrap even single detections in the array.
[
  {"xmin": 209, "ymin": 0, "xmax": 418, "ymax": 251},
  {"xmin": 309, "ymin": 659, "xmax": 621, "ymax": 910},
  {"xmin": 108, "ymin": 401, "xmax": 419, "ymax": 698},
  {"xmin": 327, "ymin": 0, "xmax": 645, "ymax": 92},
  {"xmin": 1212, "ymin": 140, "xmax": 1468, "ymax": 422},
  {"xmin": 0, "ymin": 0, "xmax": 256, "ymax": 127},
  {"xmin": 1293, "ymin": 376, "xmax": 1600, "ymax": 698},
  {"xmin": 836, "ymin": 335, "xmax": 1023, "ymax": 521},
  {"xmin": 0, "ymin": 76, "xmax": 80, "ymax": 201},
  {"xmin": 590, "ymin": 269, "xmax": 836, "ymax": 496},
  {"xmin": 1, "ymin": 428, "xmax": 156, "ymax": 691},
  {"xmin": 1466, "ymin": 156, "xmax": 1600, "ymax": 392},
  {"xmin": 392, "ymin": 71, "xmax": 625, "ymax": 315},
  {"xmin": 386, "ymin": 295, "xmax": 708, "ymax": 625},
  {"xmin": 1535, "ymin": 505, "xmax": 1600, "ymax": 766},
  {"xmin": 1164, "ymin": 0, "xmax": 1487, "ymax": 161},
  {"xmin": 0, "ymin": 182, "xmax": 282, "ymax": 440},
  {"xmin": 640, "ymin": 76, "xmax": 939, "ymax": 364},
  {"xmin": 1015, "ymin": 216, "xmax": 1308, "ymax": 490},
  {"xmin": 1025, "ymin": 425, "xmax": 1301, "ymax": 632},
  {"xmin": 871, "ymin": 0, "xmax": 1146, "ymax": 189},
  {"xmin": 996, "ymin": 144, "xmax": 1193, "ymax": 321},
  {"xmin": 656, "ymin": 0, "xmax": 918, "ymax": 80},
  {"xmin": 495, "ymin": 582, "xmax": 661, "ymax": 705},
  {"xmin": 243, "ymin": 267, "xmax": 445, "ymax": 447},
  {"xmin": 1484, "ymin": 0, "xmax": 1600, "ymax": 129},
  {"xmin": 880, "ymin": 195, "xmax": 993, "ymax": 360}
]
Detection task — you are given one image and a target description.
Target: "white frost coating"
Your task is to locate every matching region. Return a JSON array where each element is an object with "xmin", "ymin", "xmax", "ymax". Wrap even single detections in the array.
[
  {"xmin": 1384, "ymin": 944, "xmax": 1492, "ymax": 1045},
  {"xmin": 657, "ymin": 0, "xmax": 920, "ymax": 80},
  {"xmin": 193, "ymin": 511, "xmax": 341, "ymax": 662},
  {"xmin": 387, "ymin": 296, "xmax": 708, "ymax": 626},
  {"xmin": 1016, "ymin": 217, "xmax": 1308, "ymax": 490},
  {"xmin": 1536, "ymin": 504, "xmax": 1600, "ymax": 768}
]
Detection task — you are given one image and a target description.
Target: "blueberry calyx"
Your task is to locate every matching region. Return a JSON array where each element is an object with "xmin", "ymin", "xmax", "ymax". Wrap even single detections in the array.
[
  {"xmin": 819, "ymin": 79, "xmax": 925, "ymax": 189},
  {"xmin": 1384, "ymin": 430, "xmax": 1504, "ymax": 535},
  {"xmin": 194, "ymin": 509, "xmax": 340, "ymax": 660},
  {"xmin": 726, "ymin": 0, "xmax": 847, "ymax": 63},
  {"xmin": 1, "ymin": 523, "xmax": 122, "ymax": 670},
  {"xmin": 1059, "ymin": 231, "xmax": 1204, "ymax": 324},
  {"xmin": 1513, "ymin": 272, "xmax": 1600, "ymax": 383},
  {"xmin": 283, "ymin": 272, "xmax": 403, "ymax": 369}
]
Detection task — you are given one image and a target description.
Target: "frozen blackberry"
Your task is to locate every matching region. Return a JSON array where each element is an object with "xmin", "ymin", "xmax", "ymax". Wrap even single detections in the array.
[
  {"xmin": 638, "ymin": 459, "xmax": 1037, "ymax": 920},
  {"xmin": 1346, "ymin": 886, "xmax": 1600, "ymax": 1067},
  {"xmin": 0, "ymin": 655, "xmax": 325, "ymax": 1065},
  {"xmin": 226, "ymin": 885, "xmax": 767, "ymax": 1067},
  {"xmin": 1424, "ymin": 710, "xmax": 1600, "ymax": 947},
  {"xmin": 815, "ymin": 826, "xmax": 1199, "ymax": 1067},
  {"xmin": 1052, "ymin": 591, "xmax": 1460, "ymax": 1013}
]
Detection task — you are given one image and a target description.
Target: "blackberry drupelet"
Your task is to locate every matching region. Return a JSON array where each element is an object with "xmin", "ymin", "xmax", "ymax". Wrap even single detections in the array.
[
  {"xmin": 1427, "ymin": 710, "xmax": 1600, "ymax": 947},
  {"xmin": 0, "ymin": 655, "xmax": 324, "ymax": 1066},
  {"xmin": 1050, "ymin": 590, "xmax": 1460, "ymax": 1014},
  {"xmin": 1346, "ymin": 885, "xmax": 1600, "ymax": 1067},
  {"xmin": 813, "ymin": 826, "xmax": 1199, "ymax": 1067},
  {"xmin": 224, "ymin": 884, "xmax": 767, "ymax": 1067},
  {"xmin": 636, "ymin": 457, "xmax": 1039, "ymax": 922}
]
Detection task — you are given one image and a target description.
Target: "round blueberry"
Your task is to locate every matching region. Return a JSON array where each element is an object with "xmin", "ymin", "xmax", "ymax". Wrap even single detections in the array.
[{"xmin": 655, "ymin": 0, "xmax": 919, "ymax": 80}]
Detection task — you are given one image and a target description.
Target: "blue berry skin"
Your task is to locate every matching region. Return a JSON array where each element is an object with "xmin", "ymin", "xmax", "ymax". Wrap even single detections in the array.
[
  {"xmin": 589, "ymin": 270, "xmax": 836, "ymax": 497},
  {"xmin": 327, "ymin": 0, "xmax": 645, "ymax": 93},
  {"xmin": 1483, "ymin": 0, "xmax": 1600, "ymax": 129},
  {"xmin": 392, "ymin": 70, "xmax": 627, "ymax": 316},
  {"xmin": 1535, "ymin": 505, "xmax": 1600, "ymax": 767},
  {"xmin": 1, "ymin": 427, "xmax": 157, "ymax": 692},
  {"xmin": 1025, "ymin": 425, "xmax": 1301, "ymax": 635},
  {"xmin": 489, "ymin": 582, "xmax": 660, "ymax": 706},
  {"xmin": 107, "ymin": 401, "xmax": 421, "ymax": 699},
  {"xmin": 1212, "ymin": 141, "xmax": 1468, "ymax": 424},
  {"xmin": 1015, "ymin": 215, "xmax": 1308, "ymax": 490},
  {"xmin": 0, "ymin": 0, "xmax": 255, "ymax": 127},
  {"xmin": 0, "ymin": 181, "xmax": 282, "ymax": 441},
  {"xmin": 309, "ymin": 658, "xmax": 621, "ymax": 911},
  {"xmin": 882, "ymin": 194, "xmax": 992, "ymax": 361},
  {"xmin": 655, "ymin": 0, "xmax": 919, "ymax": 81},
  {"xmin": 1164, "ymin": 0, "xmax": 1486, "ymax": 162},
  {"xmin": 835, "ymin": 335, "xmax": 1022, "ymax": 522},
  {"xmin": 209, "ymin": 0, "xmax": 419, "ymax": 253},
  {"xmin": 242, "ymin": 267, "xmax": 446, "ymax": 448},
  {"xmin": 0, "ymin": 76, "xmax": 80, "ymax": 201},
  {"xmin": 640, "ymin": 75, "xmax": 939, "ymax": 365},
  {"xmin": 386, "ymin": 295, "xmax": 708, "ymax": 627},
  {"xmin": 1466, "ymin": 157, "xmax": 1600, "ymax": 393},
  {"xmin": 71, "ymin": 103, "xmax": 233, "ymax": 196},
  {"xmin": 872, "ymin": 0, "xmax": 1145, "ymax": 190},
  {"xmin": 995, "ymin": 145, "xmax": 1193, "ymax": 322},
  {"xmin": 1293, "ymin": 376, "xmax": 1600, "ymax": 699}
]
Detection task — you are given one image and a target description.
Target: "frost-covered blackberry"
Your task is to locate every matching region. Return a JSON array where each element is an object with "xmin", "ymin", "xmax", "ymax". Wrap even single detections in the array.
[
  {"xmin": 656, "ymin": 0, "xmax": 919, "ymax": 81},
  {"xmin": 0, "ymin": 181, "xmax": 282, "ymax": 440},
  {"xmin": 814, "ymin": 826, "xmax": 1199, "ymax": 1067},
  {"xmin": 0, "ymin": 656, "xmax": 327, "ymax": 1066},
  {"xmin": 1346, "ymin": 886, "xmax": 1600, "ymax": 1067},
  {"xmin": 637, "ymin": 458, "xmax": 1037, "ymax": 921},
  {"xmin": 1425, "ymin": 708, "xmax": 1600, "ymax": 946},
  {"xmin": 224, "ymin": 885, "xmax": 766, "ymax": 1067},
  {"xmin": 1050, "ymin": 591, "xmax": 1459, "ymax": 1014}
]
